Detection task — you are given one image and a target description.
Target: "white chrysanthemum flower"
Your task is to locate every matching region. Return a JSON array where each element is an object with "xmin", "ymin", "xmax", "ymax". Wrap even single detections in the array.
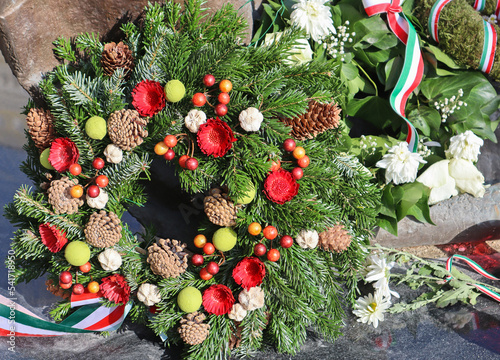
[
  {"xmin": 184, "ymin": 109, "xmax": 207, "ymax": 133},
  {"xmin": 239, "ymin": 107, "xmax": 264, "ymax": 132},
  {"xmin": 364, "ymin": 254, "xmax": 399, "ymax": 299},
  {"xmin": 445, "ymin": 130, "xmax": 483, "ymax": 162},
  {"xmin": 104, "ymin": 144, "xmax": 123, "ymax": 164},
  {"xmin": 416, "ymin": 160, "xmax": 458, "ymax": 205},
  {"xmin": 264, "ymin": 33, "xmax": 313, "ymax": 65},
  {"xmin": 239, "ymin": 286, "xmax": 265, "ymax": 311},
  {"xmin": 295, "ymin": 229, "xmax": 319, "ymax": 249},
  {"xmin": 137, "ymin": 283, "xmax": 161, "ymax": 306},
  {"xmin": 87, "ymin": 189, "xmax": 109, "ymax": 209},
  {"xmin": 376, "ymin": 142, "xmax": 426, "ymax": 185},
  {"xmin": 98, "ymin": 248, "xmax": 122, "ymax": 271},
  {"xmin": 353, "ymin": 291, "xmax": 391, "ymax": 328},
  {"xmin": 448, "ymin": 158, "xmax": 485, "ymax": 198},
  {"xmin": 228, "ymin": 303, "xmax": 247, "ymax": 321},
  {"xmin": 290, "ymin": 0, "xmax": 336, "ymax": 42}
]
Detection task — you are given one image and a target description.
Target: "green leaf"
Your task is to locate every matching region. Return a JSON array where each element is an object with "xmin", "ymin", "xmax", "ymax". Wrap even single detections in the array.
[
  {"xmin": 384, "ymin": 56, "xmax": 404, "ymax": 90},
  {"xmin": 346, "ymin": 96, "xmax": 401, "ymax": 130},
  {"xmin": 376, "ymin": 214, "xmax": 399, "ymax": 235},
  {"xmin": 341, "ymin": 62, "xmax": 359, "ymax": 81},
  {"xmin": 425, "ymin": 45, "xmax": 461, "ymax": 69},
  {"xmin": 407, "ymin": 106, "xmax": 441, "ymax": 136}
]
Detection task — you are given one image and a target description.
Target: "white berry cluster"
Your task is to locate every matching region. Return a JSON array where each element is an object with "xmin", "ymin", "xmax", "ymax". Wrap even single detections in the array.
[
  {"xmin": 433, "ymin": 89, "xmax": 467, "ymax": 123},
  {"xmin": 417, "ymin": 138, "xmax": 431, "ymax": 158},
  {"xmin": 318, "ymin": 21, "xmax": 355, "ymax": 62},
  {"xmin": 359, "ymin": 135, "xmax": 378, "ymax": 155}
]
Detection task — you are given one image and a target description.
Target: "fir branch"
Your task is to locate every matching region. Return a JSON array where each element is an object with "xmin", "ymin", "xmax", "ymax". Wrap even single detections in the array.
[{"xmin": 53, "ymin": 37, "xmax": 77, "ymax": 62}]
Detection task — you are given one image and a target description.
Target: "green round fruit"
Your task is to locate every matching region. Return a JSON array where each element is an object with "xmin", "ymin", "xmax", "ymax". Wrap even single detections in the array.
[
  {"xmin": 235, "ymin": 179, "xmax": 256, "ymax": 205},
  {"xmin": 164, "ymin": 80, "xmax": 186, "ymax": 103},
  {"xmin": 177, "ymin": 286, "xmax": 202, "ymax": 313},
  {"xmin": 40, "ymin": 148, "xmax": 55, "ymax": 170},
  {"xmin": 85, "ymin": 116, "xmax": 107, "ymax": 140},
  {"xmin": 64, "ymin": 241, "xmax": 91, "ymax": 266},
  {"xmin": 212, "ymin": 227, "xmax": 237, "ymax": 252}
]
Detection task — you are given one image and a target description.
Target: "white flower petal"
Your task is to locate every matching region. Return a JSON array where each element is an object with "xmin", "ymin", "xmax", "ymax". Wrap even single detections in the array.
[
  {"xmin": 416, "ymin": 160, "xmax": 458, "ymax": 205},
  {"xmin": 448, "ymin": 158, "xmax": 485, "ymax": 197},
  {"xmin": 376, "ymin": 142, "xmax": 426, "ymax": 185}
]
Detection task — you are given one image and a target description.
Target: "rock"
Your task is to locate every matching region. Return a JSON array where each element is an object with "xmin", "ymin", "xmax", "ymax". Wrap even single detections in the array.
[{"xmin": 0, "ymin": 0, "xmax": 261, "ymax": 101}]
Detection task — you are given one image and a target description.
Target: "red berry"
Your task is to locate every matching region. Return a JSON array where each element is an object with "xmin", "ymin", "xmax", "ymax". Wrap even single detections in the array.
[
  {"xmin": 218, "ymin": 92, "xmax": 230, "ymax": 105},
  {"xmin": 69, "ymin": 163, "xmax": 82, "ymax": 176},
  {"xmin": 72, "ymin": 283, "xmax": 85, "ymax": 295},
  {"xmin": 186, "ymin": 157, "xmax": 199, "ymax": 171},
  {"xmin": 203, "ymin": 242, "xmax": 215, "ymax": 255},
  {"xmin": 163, "ymin": 135, "xmax": 178, "ymax": 148},
  {"xmin": 192, "ymin": 92, "xmax": 207, "ymax": 107},
  {"xmin": 254, "ymin": 243, "xmax": 267, "ymax": 257},
  {"xmin": 96, "ymin": 175, "xmax": 109, "ymax": 188},
  {"xmin": 59, "ymin": 281, "xmax": 72, "ymax": 289},
  {"xmin": 179, "ymin": 155, "xmax": 190, "ymax": 168},
  {"xmin": 59, "ymin": 271, "xmax": 73, "ymax": 284},
  {"xmin": 191, "ymin": 254, "xmax": 204, "ymax": 267},
  {"xmin": 292, "ymin": 167, "xmax": 303, "ymax": 180},
  {"xmin": 269, "ymin": 159, "xmax": 281, "ymax": 172},
  {"xmin": 267, "ymin": 248, "xmax": 280, "ymax": 262},
  {"xmin": 87, "ymin": 185, "xmax": 100, "ymax": 198},
  {"xmin": 164, "ymin": 149, "xmax": 175, "ymax": 161},
  {"xmin": 283, "ymin": 138, "xmax": 297, "ymax": 152},
  {"xmin": 203, "ymin": 74, "xmax": 216, "ymax": 87},
  {"xmin": 200, "ymin": 267, "xmax": 213, "ymax": 280},
  {"xmin": 263, "ymin": 225, "xmax": 278, "ymax": 240},
  {"xmin": 280, "ymin": 235, "xmax": 294, "ymax": 248},
  {"xmin": 215, "ymin": 103, "xmax": 228, "ymax": 116},
  {"xmin": 79, "ymin": 262, "xmax": 92, "ymax": 273},
  {"xmin": 297, "ymin": 155, "xmax": 310, "ymax": 168},
  {"xmin": 92, "ymin": 157, "xmax": 105, "ymax": 170},
  {"xmin": 206, "ymin": 261, "xmax": 219, "ymax": 275}
]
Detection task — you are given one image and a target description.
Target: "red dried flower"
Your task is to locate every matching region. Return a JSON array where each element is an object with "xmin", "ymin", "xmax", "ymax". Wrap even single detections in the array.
[
  {"xmin": 100, "ymin": 274, "xmax": 131, "ymax": 304},
  {"xmin": 131, "ymin": 80, "xmax": 166, "ymax": 117},
  {"xmin": 197, "ymin": 117, "xmax": 237, "ymax": 157},
  {"xmin": 232, "ymin": 257, "xmax": 266, "ymax": 289},
  {"xmin": 39, "ymin": 223, "xmax": 68, "ymax": 253},
  {"xmin": 263, "ymin": 169, "xmax": 299, "ymax": 204},
  {"xmin": 202, "ymin": 284, "xmax": 235, "ymax": 316},
  {"xmin": 48, "ymin": 138, "xmax": 80, "ymax": 172}
]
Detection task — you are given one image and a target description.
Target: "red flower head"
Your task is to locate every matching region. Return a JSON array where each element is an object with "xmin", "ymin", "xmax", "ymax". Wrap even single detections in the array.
[
  {"xmin": 202, "ymin": 284, "xmax": 235, "ymax": 316},
  {"xmin": 131, "ymin": 80, "xmax": 166, "ymax": 117},
  {"xmin": 39, "ymin": 223, "xmax": 68, "ymax": 253},
  {"xmin": 48, "ymin": 138, "xmax": 80, "ymax": 172},
  {"xmin": 263, "ymin": 169, "xmax": 299, "ymax": 204},
  {"xmin": 100, "ymin": 274, "xmax": 131, "ymax": 304},
  {"xmin": 197, "ymin": 117, "xmax": 237, "ymax": 157},
  {"xmin": 232, "ymin": 256, "xmax": 266, "ymax": 289}
]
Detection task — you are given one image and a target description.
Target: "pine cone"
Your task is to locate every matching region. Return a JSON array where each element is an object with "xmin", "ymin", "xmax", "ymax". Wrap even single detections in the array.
[
  {"xmin": 26, "ymin": 108, "xmax": 57, "ymax": 151},
  {"xmin": 45, "ymin": 279, "xmax": 70, "ymax": 300},
  {"xmin": 280, "ymin": 100, "xmax": 341, "ymax": 140},
  {"xmin": 204, "ymin": 189, "xmax": 237, "ymax": 227},
  {"xmin": 101, "ymin": 41, "xmax": 134, "ymax": 77},
  {"xmin": 178, "ymin": 312, "xmax": 210, "ymax": 345},
  {"xmin": 147, "ymin": 238, "xmax": 188, "ymax": 278},
  {"xmin": 47, "ymin": 177, "xmax": 84, "ymax": 214},
  {"xmin": 229, "ymin": 321, "xmax": 243, "ymax": 350},
  {"xmin": 84, "ymin": 210, "xmax": 122, "ymax": 248},
  {"xmin": 318, "ymin": 224, "xmax": 352, "ymax": 253},
  {"xmin": 108, "ymin": 109, "xmax": 149, "ymax": 151}
]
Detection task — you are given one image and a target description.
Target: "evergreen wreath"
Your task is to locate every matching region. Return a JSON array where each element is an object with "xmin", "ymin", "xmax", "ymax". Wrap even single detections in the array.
[{"xmin": 5, "ymin": 1, "xmax": 382, "ymax": 358}]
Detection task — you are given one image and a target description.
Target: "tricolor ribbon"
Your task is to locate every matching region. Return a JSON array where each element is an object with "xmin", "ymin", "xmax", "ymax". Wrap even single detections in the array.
[
  {"xmin": 363, "ymin": 0, "xmax": 423, "ymax": 152},
  {"xmin": 429, "ymin": 0, "xmax": 497, "ymax": 74},
  {"xmin": 0, "ymin": 291, "xmax": 131, "ymax": 337},
  {"xmin": 496, "ymin": 0, "xmax": 500, "ymax": 18},
  {"xmin": 445, "ymin": 254, "xmax": 500, "ymax": 303}
]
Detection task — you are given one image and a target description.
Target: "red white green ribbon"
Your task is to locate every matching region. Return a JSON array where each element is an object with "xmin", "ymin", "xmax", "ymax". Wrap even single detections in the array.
[
  {"xmin": 363, "ymin": 0, "xmax": 423, "ymax": 152},
  {"xmin": 445, "ymin": 254, "xmax": 500, "ymax": 302},
  {"xmin": 496, "ymin": 0, "xmax": 500, "ymax": 18},
  {"xmin": 479, "ymin": 20, "xmax": 497, "ymax": 74},
  {"xmin": 0, "ymin": 292, "xmax": 131, "ymax": 337},
  {"xmin": 428, "ymin": 0, "xmax": 453, "ymax": 43},
  {"xmin": 473, "ymin": 0, "xmax": 486, "ymax": 11}
]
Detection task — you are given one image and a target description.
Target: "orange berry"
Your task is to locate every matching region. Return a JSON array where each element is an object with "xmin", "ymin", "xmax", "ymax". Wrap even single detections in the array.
[
  {"xmin": 263, "ymin": 225, "xmax": 278, "ymax": 240},
  {"xmin": 200, "ymin": 267, "xmax": 213, "ymax": 281},
  {"xmin": 154, "ymin": 142, "xmax": 169, "ymax": 156},
  {"xmin": 292, "ymin": 146, "xmax": 306, "ymax": 159},
  {"xmin": 70, "ymin": 185, "xmax": 84, "ymax": 198},
  {"xmin": 203, "ymin": 242, "xmax": 215, "ymax": 255},
  {"xmin": 248, "ymin": 222, "xmax": 262, "ymax": 236},
  {"xmin": 219, "ymin": 79, "xmax": 233, "ymax": 93},
  {"xmin": 194, "ymin": 234, "xmax": 208, "ymax": 248},
  {"xmin": 87, "ymin": 281, "xmax": 100, "ymax": 294},
  {"xmin": 267, "ymin": 248, "xmax": 280, "ymax": 262},
  {"xmin": 179, "ymin": 155, "xmax": 189, "ymax": 168}
]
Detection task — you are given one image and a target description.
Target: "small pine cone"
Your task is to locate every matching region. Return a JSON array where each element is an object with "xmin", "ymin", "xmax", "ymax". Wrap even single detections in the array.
[
  {"xmin": 280, "ymin": 100, "xmax": 341, "ymax": 140},
  {"xmin": 26, "ymin": 108, "xmax": 56, "ymax": 151},
  {"xmin": 318, "ymin": 224, "xmax": 352, "ymax": 253},
  {"xmin": 204, "ymin": 190, "xmax": 237, "ymax": 227},
  {"xmin": 45, "ymin": 279, "xmax": 70, "ymax": 300},
  {"xmin": 178, "ymin": 312, "xmax": 210, "ymax": 345},
  {"xmin": 84, "ymin": 210, "xmax": 122, "ymax": 248},
  {"xmin": 147, "ymin": 238, "xmax": 188, "ymax": 278},
  {"xmin": 108, "ymin": 109, "xmax": 149, "ymax": 151},
  {"xmin": 101, "ymin": 41, "xmax": 134, "ymax": 77},
  {"xmin": 229, "ymin": 321, "xmax": 243, "ymax": 350},
  {"xmin": 47, "ymin": 177, "xmax": 84, "ymax": 214}
]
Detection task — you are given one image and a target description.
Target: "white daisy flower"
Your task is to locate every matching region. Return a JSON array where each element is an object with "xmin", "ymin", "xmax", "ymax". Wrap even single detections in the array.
[
  {"xmin": 364, "ymin": 254, "xmax": 399, "ymax": 299},
  {"xmin": 376, "ymin": 142, "xmax": 426, "ymax": 185},
  {"xmin": 290, "ymin": 0, "xmax": 336, "ymax": 42},
  {"xmin": 353, "ymin": 291, "xmax": 391, "ymax": 328}
]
